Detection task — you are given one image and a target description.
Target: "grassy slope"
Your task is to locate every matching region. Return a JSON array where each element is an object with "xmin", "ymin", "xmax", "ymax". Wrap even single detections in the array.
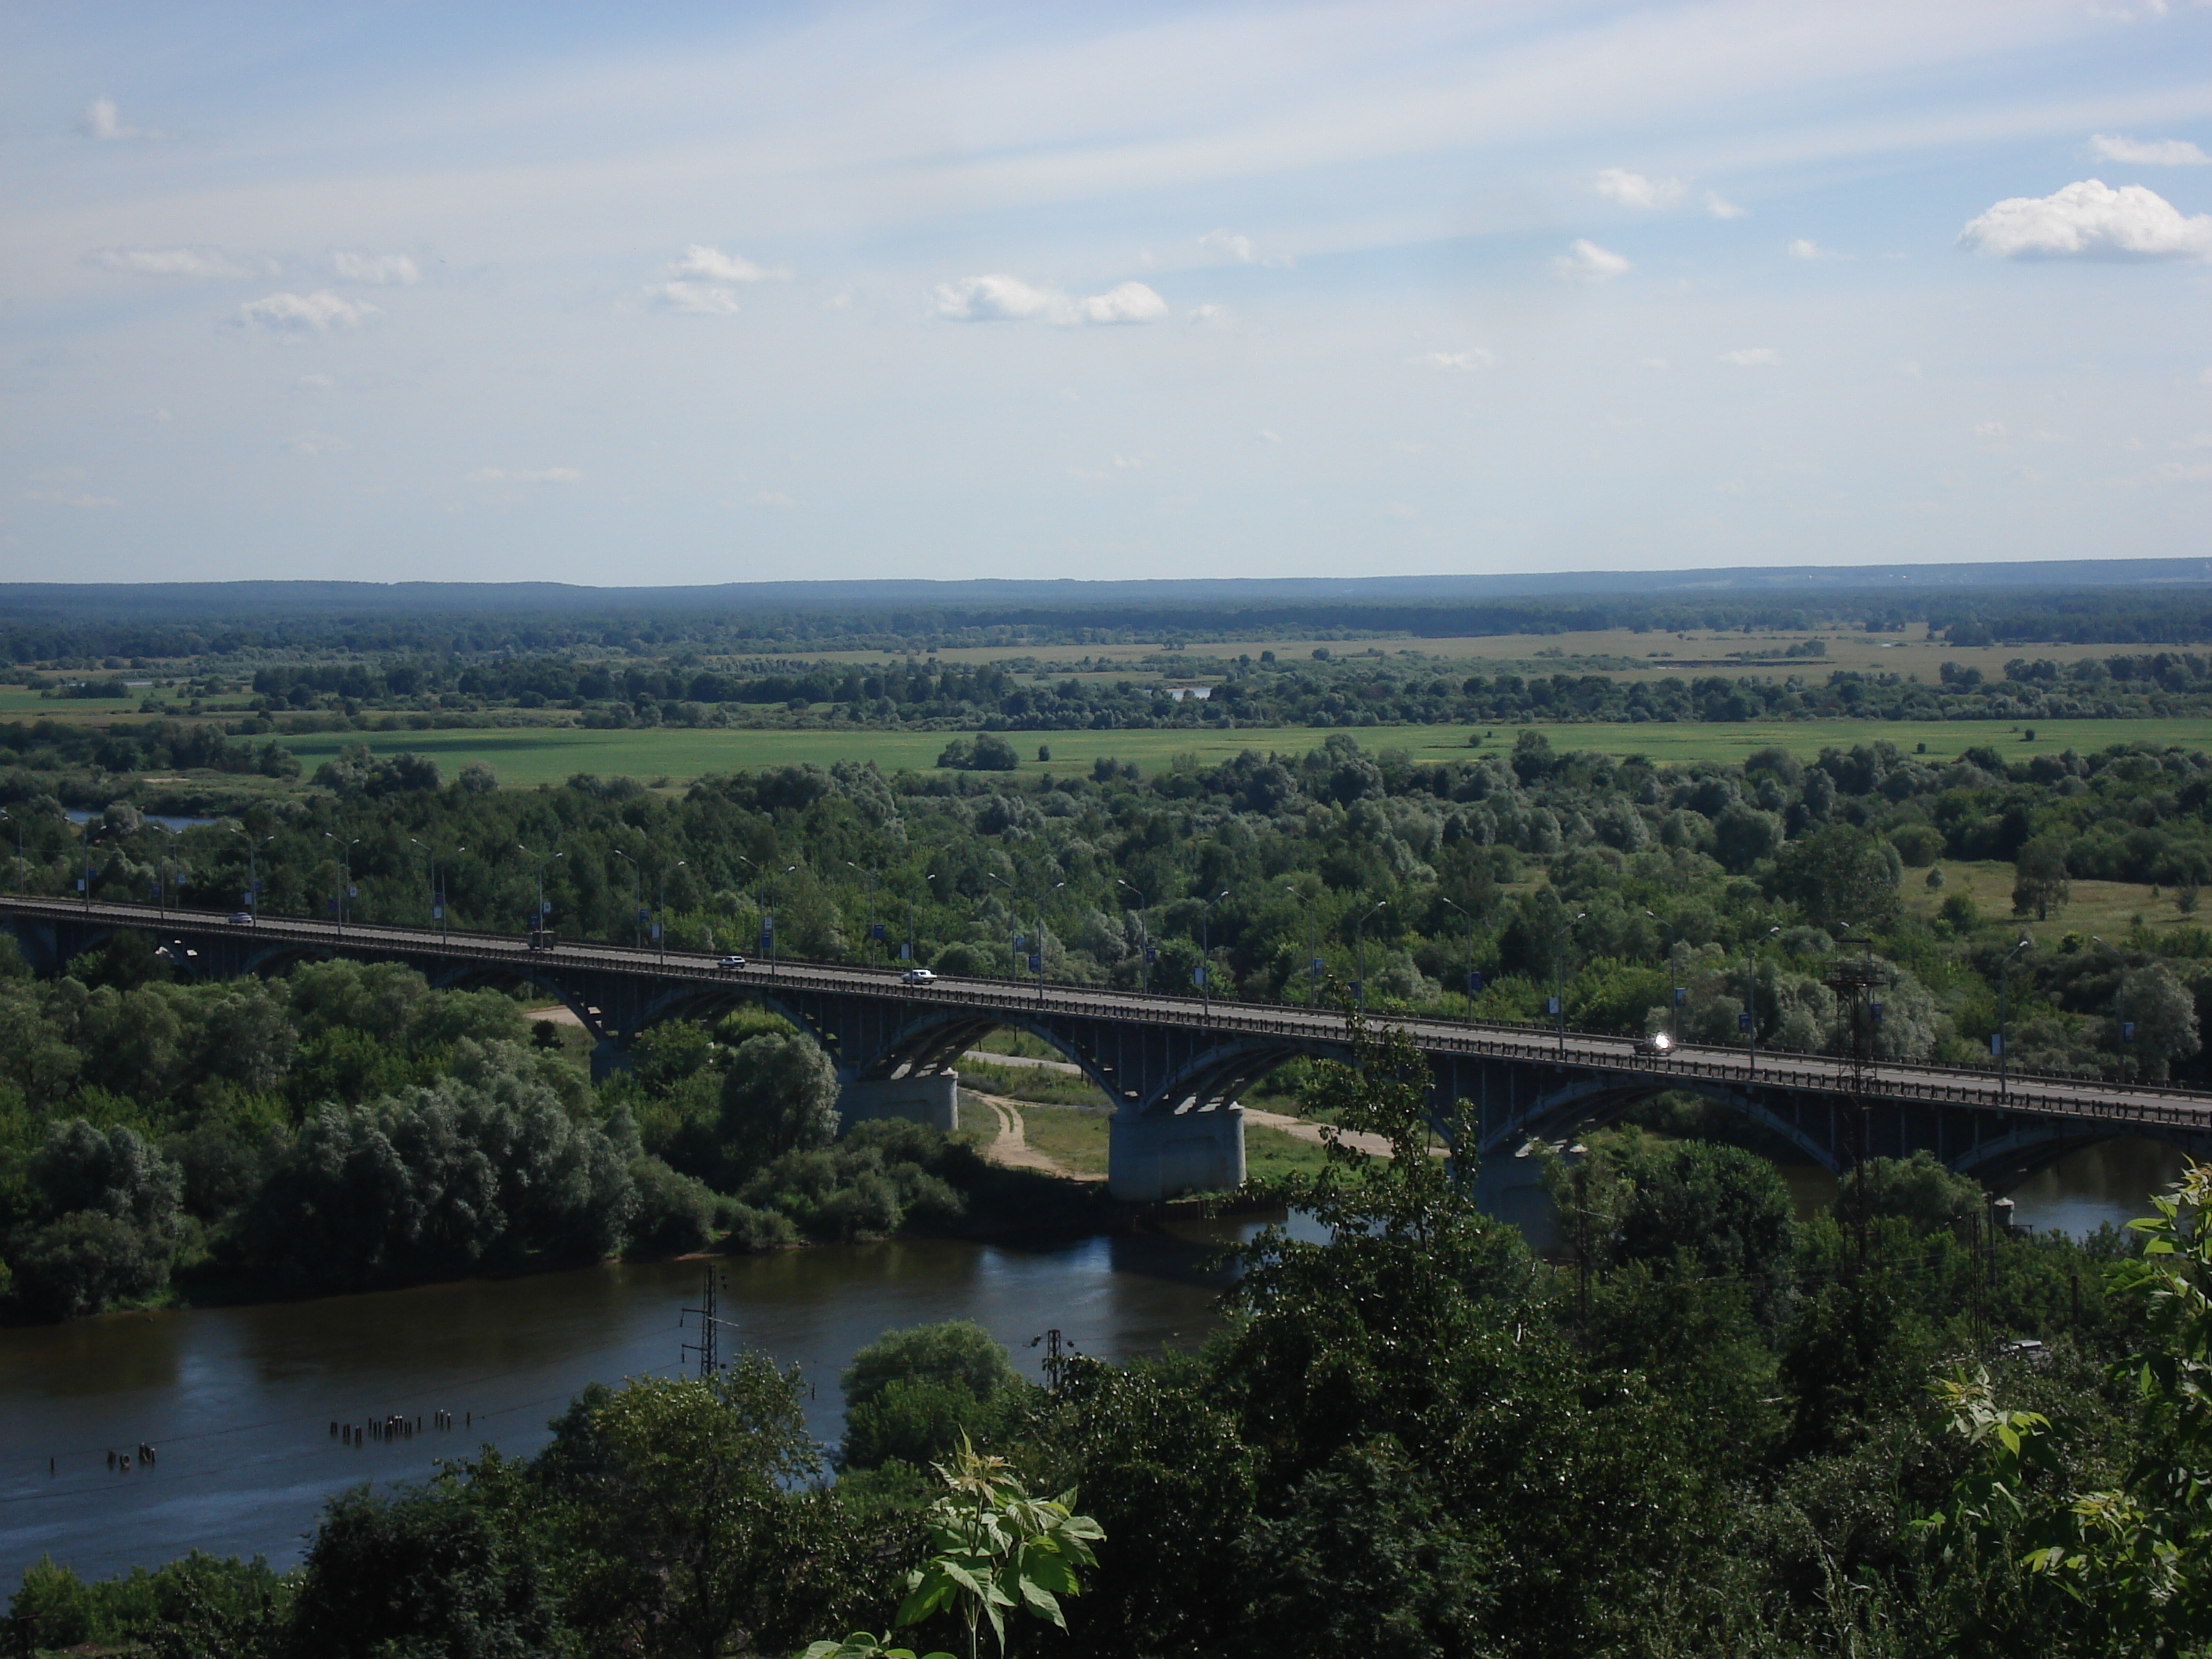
[{"xmin": 266, "ymin": 716, "xmax": 2212, "ymax": 789}]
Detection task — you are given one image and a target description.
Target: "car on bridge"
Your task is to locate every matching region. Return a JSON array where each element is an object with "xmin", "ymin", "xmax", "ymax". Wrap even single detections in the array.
[
  {"xmin": 1633, "ymin": 1031, "xmax": 1675, "ymax": 1057},
  {"xmin": 226, "ymin": 911, "xmax": 256, "ymax": 925},
  {"xmin": 717, "ymin": 954, "xmax": 747, "ymax": 969},
  {"xmin": 900, "ymin": 967, "xmax": 937, "ymax": 984}
]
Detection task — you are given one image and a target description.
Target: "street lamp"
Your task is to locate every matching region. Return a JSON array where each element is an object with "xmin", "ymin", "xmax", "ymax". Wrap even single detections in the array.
[
  {"xmin": 1117, "ymin": 879, "xmax": 1152, "ymax": 994},
  {"xmin": 323, "ymin": 833, "xmax": 361, "ymax": 933},
  {"xmin": 1554, "ymin": 910, "xmax": 1588, "ymax": 1058},
  {"xmin": 655, "ymin": 860, "xmax": 686, "ymax": 960},
  {"xmin": 612, "ymin": 849, "xmax": 643, "ymax": 948},
  {"xmin": 1284, "ymin": 884, "xmax": 1320, "ymax": 1008},
  {"xmin": 2090, "ymin": 936, "xmax": 2132, "ymax": 1088},
  {"xmin": 1440, "ymin": 895, "xmax": 1479, "ymax": 1023},
  {"xmin": 1996, "ymin": 936, "xmax": 2031, "ymax": 1098},
  {"xmin": 515, "ymin": 842, "xmax": 566, "ymax": 939},
  {"xmin": 1035, "ymin": 880, "xmax": 1065, "ymax": 1005},
  {"xmin": 845, "ymin": 860, "xmax": 881, "ymax": 969},
  {"xmin": 1645, "ymin": 910, "xmax": 1684, "ymax": 1047},
  {"xmin": 1353, "ymin": 899, "xmax": 1389, "ymax": 1013},
  {"xmin": 1744, "ymin": 925, "xmax": 1780, "ymax": 1078},
  {"xmin": 412, "ymin": 838, "xmax": 465, "ymax": 939},
  {"xmin": 230, "ymin": 826, "xmax": 273, "ymax": 922},
  {"xmin": 1197, "ymin": 888, "xmax": 1231, "ymax": 1019},
  {"xmin": 738, "ymin": 856, "xmax": 794, "ymax": 967},
  {"xmin": 0, "ymin": 808, "xmax": 20, "ymax": 866}
]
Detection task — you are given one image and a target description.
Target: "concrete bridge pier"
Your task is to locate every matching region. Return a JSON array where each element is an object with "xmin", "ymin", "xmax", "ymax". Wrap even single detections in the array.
[
  {"xmin": 839, "ymin": 1069, "xmax": 961, "ymax": 1133},
  {"xmin": 1108, "ymin": 1104, "xmax": 1245, "ymax": 1203},
  {"xmin": 1471, "ymin": 1145, "xmax": 1566, "ymax": 1252}
]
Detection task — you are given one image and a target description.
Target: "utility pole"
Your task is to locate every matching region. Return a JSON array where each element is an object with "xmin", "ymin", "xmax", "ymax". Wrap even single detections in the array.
[
  {"xmin": 231, "ymin": 826, "xmax": 272, "ymax": 923},
  {"xmin": 324, "ymin": 833, "xmax": 361, "ymax": 934},
  {"xmin": 1118, "ymin": 880, "xmax": 1151, "ymax": 994},
  {"xmin": 680, "ymin": 1265, "xmax": 738, "ymax": 1378},
  {"xmin": 2092, "ymin": 936, "xmax": 2132, "ymax": 1088},
  {"xmin": 1441, "ymin": 895, "xmax": 1478, "ymax": 1022},
  {"xmin": 655, "ymin": 860, "xmax": 685, "ymax": 960},
  {"xmin": 1744, "ymin": 925, "xmax": 1779, "ymax": 1079},
  {"xmin": 1553, "ymin": 910, "xmax": 1587, "ymax": 1059},
  {"xmin": 1353, "ymin": 898, "xmax": 1388, "ymax": 1013},
  {"xmin": 613, "ymin": 848, "xmax": 643, "ymax": 948},
  {"xmin": 1197, "ymin": 888, "xmax": 1229, "ymax": 1019},
  {"xmin": 412, "ymin": 838, "xmax": 464, "ymax": 939},
  {"xmin": 1028, "ymin": 1328, "xmax": 1069, "ymax": 1393},
  {"xmin": 845, "ymin": 861, "xmax": 881, "ymax": 969}
]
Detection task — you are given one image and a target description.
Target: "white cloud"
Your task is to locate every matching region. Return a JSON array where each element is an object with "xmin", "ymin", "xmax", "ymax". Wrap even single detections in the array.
[
  {"xmin": 1199, "ymin": 229, "xmax": 1255, "ymax": 262},
  {"xmin": 2177, "ymin": 433, "xmax": 2212, "ymax": 449},
  {"xmin": 2090, "ymin": 134, "xmax": 2210, "ymax": 167},
  {"xmin": 467, "ymin": 467, "xmax": 581, "ymax": 484},
  {"xmin": 670, "ymin": 244, "xmax": 791, "ymax": 282},
  {"xmin": 2152, "ymin": 461, "xmax": 2212, "ymax": 483},
  {"xmin": 752, "ymin": 490, "xmax": 796, "ymax": 506},
  {"xmin": 236, "ymin": 290, "xmax": 379, "ymax": 331},
  {"xmin": 25, "ymin": 490, "xmax": 119, "ymax": 509},
  {"xmin": 1077, "ymin": 282, "xmax": 1168, "ymax": 324},
  {"xmin": 1551, "ymin": 239, "xmax": 1630, "ymax": 281},
  {"xmin": 1786, "ymin": 238, "xmax": 1844, "ymax": 260},
  {"xmin": 1640, "ymin": 357, "xmax": 1670, "ymax": 369},
  {"xmin": 1958, "ymin": 179, "xmax": 2212, "ymax": 260},
  {"xmin": 648, "ymin": 280, "xmax": 742, "ymax": 314},
  {"xmin": 1414, "ymin": 350, "xmax": 1495, "ymax": 372},
  {"xmin": 297, "ymin": 374, "xmax": 334, "ymax": 389},
  {"xmin": 1704, "ymin": 190, "xmax": 1749, "ymax": 220},
  {"xmin": 1188, "ymin": 302, "xmax": 1227, "ymax": 323},
  {"xmin": 1383, "ymin": 502, "xmax": 1419, "ymax": 520},
  {"xmin": 1256, "ymin": 429, "xmax": 1283, "ymax": 444},
  {"xmin": 932, "ymin": 274, "xmax": 1166, "ymax": 325},
  {"xmin": 1975, "ymin": 421, "xmax": 2009, "ymax": 437},
  {"xmin": 1896, "ymin": 360, "xmax": 1922, "ymax": 377},
  {"xmin": 93, "ymin": 246, "xmax": 257, "ymax": 279},
  {"xmin": 1718, "ymin": 347, "xmax": 1781, "ymax": 366},
  {"xmin": 286, "ymin": 432, "xmax": 348, "ymax": 456},
  {"xmin": 330, "ymin": 251, "xmax": 419, "ymax": 285},
  {"xmin": 1591, "ymin": 168, "xmax": 1684, "ymax": 210},
  {"xmin": 80, "ymin": 97, "xmax": 153, "ymax": 141}
]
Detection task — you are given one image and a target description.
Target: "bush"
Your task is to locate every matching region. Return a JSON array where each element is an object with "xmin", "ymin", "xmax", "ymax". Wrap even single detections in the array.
[
  {"xmin": 626, "ymin": 1155, "xmax": 716, "ymax": 1255},
  {"xmin": 839, "ymin": 1318, "xmax": 1023, "ymax": 1470},
  {"xmin": 12, "ymin": 1210, "xmax": 173, "ymax": 1317}
]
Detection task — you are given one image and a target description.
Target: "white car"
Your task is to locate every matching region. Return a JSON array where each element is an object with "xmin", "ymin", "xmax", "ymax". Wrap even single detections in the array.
[
  {"xmin": 226, "ymin": 911, "xmax": 256, "ymax": 926},
  {"xmin": 717, "ymin": 954, "xmax": 747, "ymax": 969},
  {"xmin": 900, "ymin": 967, "xmax": 937, "ymax": 984}
]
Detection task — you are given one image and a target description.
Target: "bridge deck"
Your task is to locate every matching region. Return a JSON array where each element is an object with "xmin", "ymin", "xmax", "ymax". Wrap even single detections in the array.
[{"xmin": 8, "ymin": 895, "xmax": 2209, "ymax": 1145}]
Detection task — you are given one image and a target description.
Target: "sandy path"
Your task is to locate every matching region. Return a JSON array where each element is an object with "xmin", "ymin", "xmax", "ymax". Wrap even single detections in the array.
[
  {"xmin": 524, "ymin": 1004, "xmax": 588, "ymax": 1028},
  {"xmin": 961, "ymin": 1089, "xmax": 1097, "ymax": 1180}
]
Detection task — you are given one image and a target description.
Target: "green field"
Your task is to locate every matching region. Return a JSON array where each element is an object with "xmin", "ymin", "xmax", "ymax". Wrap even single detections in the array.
[{"xmin": 272, "ymin": 716, "xmax": 2212, "ymax": 788}]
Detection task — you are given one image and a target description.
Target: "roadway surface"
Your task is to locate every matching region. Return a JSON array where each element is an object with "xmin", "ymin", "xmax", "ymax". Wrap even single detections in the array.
[{"xmin": 8, "ymin": 895, "xmax": 2210, "ymax": 1140}]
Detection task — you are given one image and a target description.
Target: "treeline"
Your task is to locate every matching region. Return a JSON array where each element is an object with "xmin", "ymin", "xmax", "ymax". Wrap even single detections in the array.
[
  {"xmin": 13, "ymin": 1032, "xmax": 2208, "ymax": 1657},
  {"xmin": 10, "ymin": 580, "xmax": 2212, "ymax": 667},
  {"xmin": 216, "ymin": 648, "xmax": 2212, "ymax": 730},
  {"xmin": 9, "ymin": 731, "xmax": 2212, "ymax": 1088},
  {"xmin": 0, "ymin": 943, "xmax": 1064, "ymax": 1323}
]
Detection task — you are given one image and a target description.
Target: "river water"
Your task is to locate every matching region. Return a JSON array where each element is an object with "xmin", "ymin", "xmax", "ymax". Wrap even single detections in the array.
[
  {"xmin": 0, "ymin": 1138, "xmax": 2190, "ymax": 1588},
  {"xmin": 0, "ymin": 1226, "xmax": 1254, "ymax": 1587}
]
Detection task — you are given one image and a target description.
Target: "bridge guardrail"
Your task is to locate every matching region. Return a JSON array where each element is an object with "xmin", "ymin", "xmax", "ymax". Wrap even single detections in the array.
[{"xmin": 5, "ymin": 895, "xmax": 2207, "ymax": 1135}]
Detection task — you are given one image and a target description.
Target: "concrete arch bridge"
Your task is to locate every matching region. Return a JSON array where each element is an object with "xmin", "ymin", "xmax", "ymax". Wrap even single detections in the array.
[{"xmin": 6, "ymin": 896, "xmax": 2208, "ymax": 1203}]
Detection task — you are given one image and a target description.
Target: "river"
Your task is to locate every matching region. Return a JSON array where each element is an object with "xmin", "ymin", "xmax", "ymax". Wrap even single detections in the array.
[
  {"xmin": 0, "ymin": 1137, "xmax": 2190, "ymax": 1588},
  {"xmin": 0, "ymin": 1225, "xmax": 1261, "ymax": 1587}
]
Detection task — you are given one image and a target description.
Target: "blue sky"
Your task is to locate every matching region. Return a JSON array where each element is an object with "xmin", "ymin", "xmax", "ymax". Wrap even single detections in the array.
[{"xmin": 4, "ymin": 1, "xmax": 2209, "ymax": 587}]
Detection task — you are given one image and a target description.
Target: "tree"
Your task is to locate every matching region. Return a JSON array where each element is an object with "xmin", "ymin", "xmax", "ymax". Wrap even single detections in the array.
[
  {"xmin": 840, "ymin": 1321, "xmax": 1023, "ymax": 1471},
  {"xmin": 716, "ymin": 1031, "xmax": 840, "ymax": 1181},
  {"xmin": 1712, "ymin": 804, "xmax": 1783, "ymax": 873},
  {"xmin": 2012, "ymin": 837, "xmax": 2072, "ymax": 921},
  {"xmin": 1771, "ymin": 824, "xmax": 1901, "ymax": 929},
  {"xmin": 536, "ymin": 1362, "xmax": 825, "ymax": 1659}
]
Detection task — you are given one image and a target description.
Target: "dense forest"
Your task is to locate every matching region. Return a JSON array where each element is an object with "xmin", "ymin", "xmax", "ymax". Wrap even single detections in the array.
[
  {"xmin": 5, "ymin": 576, "xmax": 2212, "ymax": 665},
  {"xmin": 10, "ymin": 1028, "xmax": 2209, "ymax": 1657}
]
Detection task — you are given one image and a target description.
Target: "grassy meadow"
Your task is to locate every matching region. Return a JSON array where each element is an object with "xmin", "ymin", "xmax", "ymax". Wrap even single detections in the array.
[{"xmin": 269, "ymin": 716, "xmax": 2212, "ymax": 788}]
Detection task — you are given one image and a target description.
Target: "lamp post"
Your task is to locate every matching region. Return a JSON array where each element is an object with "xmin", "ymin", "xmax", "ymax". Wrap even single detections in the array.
[
  {"xmin": 612, "ymin": 849, "xmax": 643, "ymax": 948},
  {"xmin": 1554, "ymin": 910, "xmax": 1588, "ymax": 1059},
  {"xmin": 986, "ymin": 871, "xmax": 1020, "ymax": 979},
  {"xmin": 1035, "ymin": 880, "xmax": 1064, "ymax": 1005},
  {"xmin": 2090, "ymin": 936, "xmax": 2131, "ymax": 1087},
  {"xmin": 655, "ymin": 860, "xmax": 686, "ymax": 960},
  {"xmin": 1440, "ymin": 895, "xmax": 1478, "ymax": 1023},
  {"xmin": 0, "ymin": 808, "xmax": 20, "ymax": 866},
  {"xmin": 1284, "ymin": 884, "xmax": 1320, "ymax": 1008},
  {"xmin": 515, "ymin": 842, "xmax": 566, "ymax": 939},
  {"xmin": 1645, "ymin": 910, "xmax": 1683, "ymax": 1047},
  {"xmin": 844, "ymin": 861, "xmax": 881, "ymax": 969},
  {"xmin": 412, "ymin": 839, "xmax": 464, "ymax": 939},
  {"xmin": 738, "ymin": 856, "xmax": 793, "ymax": 967},
  {"xmin": 1117, "ymin": 880, "xmax": 1152, "ymax": 994},
  {"xmin": 1744, "ymin": 924, "xmax": 1779, "ymax": 1078},
  {"xmin": 1197, "ymin": 888, "xmax": 1231, "ymax": 1019},
  {"xmin": 1996, "ymin": 936, "xmax": 2031, "ymax": 1098},
  {"xmin": 324, "ymin": 833, "xmax": 361, "ymax": 933},
  {"xmin": 231, "ymin": 826, "xmax": 272, "ymax": 922},
  {"xmin": 1353, "ymin": 899, "xmax": 1388, "ymax": 1013}
]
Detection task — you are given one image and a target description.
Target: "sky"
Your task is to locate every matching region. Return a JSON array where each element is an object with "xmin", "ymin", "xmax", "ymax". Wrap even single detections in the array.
[{"xmin": 2, "ymin": 1, "xmax": 2210, "ymax": 588}]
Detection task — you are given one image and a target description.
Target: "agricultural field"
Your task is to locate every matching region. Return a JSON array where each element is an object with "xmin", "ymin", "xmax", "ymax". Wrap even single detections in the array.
[
  {"xmin": 1904, "ymin": 859, "xmax": 2206, "ymax": 953},
  {"xmin": 271, "ymin": 716, "xmax": 2212, "ymax": 789}
]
